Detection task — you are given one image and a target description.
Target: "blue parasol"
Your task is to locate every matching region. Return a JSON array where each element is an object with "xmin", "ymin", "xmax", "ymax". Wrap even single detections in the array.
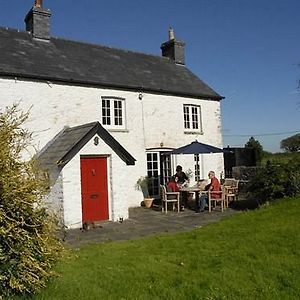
[
  {"xmin": 168, "ymin": 140, "xmax": 224, "ymax": 181},
  {"xmin": 168, "ymin": 140, "xmax": 223, "ymax": 155}
]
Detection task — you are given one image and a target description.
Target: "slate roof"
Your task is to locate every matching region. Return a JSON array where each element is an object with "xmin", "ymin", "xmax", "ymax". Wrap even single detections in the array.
[
  {"xmin": 37, "ymin": 122, "xmax": 136, "ymax": 169},
  {"xmin": 0, "ymin": 27, "xmax": 222, "ymax": 100}
]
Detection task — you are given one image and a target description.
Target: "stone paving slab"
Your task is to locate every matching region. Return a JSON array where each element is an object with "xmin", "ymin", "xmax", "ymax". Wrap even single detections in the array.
[{"xmin": 64, "ymin": 206, "xmax": 239, "ymax": 248}]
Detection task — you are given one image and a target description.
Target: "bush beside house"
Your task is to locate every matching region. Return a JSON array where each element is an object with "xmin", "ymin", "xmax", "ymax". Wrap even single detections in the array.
[
  {"xmin": 245, "ymin": 157, "xmax": 300, "ymax": 205},
  {"xmin": 0, "ymin": 104, "xmax": 64, "ymax": 297}
]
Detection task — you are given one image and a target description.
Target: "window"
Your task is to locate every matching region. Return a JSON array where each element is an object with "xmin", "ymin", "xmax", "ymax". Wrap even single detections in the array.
[
  {"xmin": 194, "ymin": 154, "xmax": 200, "ymax": 182},
  {"xmin": 146, "ymin": 151, "xmax": 172, "ymax": 198},
  {"xmin": 101, "ymin": 97, "xmax": 125, "ymax": 128},
  {"xmin": 183, "ymin": 104, "xmax": 202, "ymax": 132},
  {"xmin": 161, "ymin": 153, "xmax": 172, "ymax": 185},
  {"xmin": 147, "ymin": 152, "xmax": 159, "ymax": 197}
]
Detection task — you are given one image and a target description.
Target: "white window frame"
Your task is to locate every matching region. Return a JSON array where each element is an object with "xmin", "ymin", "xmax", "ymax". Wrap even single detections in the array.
[
  {"xmin": 183, "ymin": 104, "xmax": 203, "ymax": 133},
  {"xmin": 101, "ymin": 96, "xmax": 126, "ymax": 130}
]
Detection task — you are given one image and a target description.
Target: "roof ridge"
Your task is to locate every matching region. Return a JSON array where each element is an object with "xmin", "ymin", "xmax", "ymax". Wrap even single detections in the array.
[
  {"xmin": 0, "ymin": 25, "xmax": 167, "ymax": 62},
  {"xmin": 50, "ymin": 35, "xmax": 168, "ymax": 61}
]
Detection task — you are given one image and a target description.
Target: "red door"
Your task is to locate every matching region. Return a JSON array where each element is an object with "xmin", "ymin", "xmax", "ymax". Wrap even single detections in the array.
[{"xmin": 80, "ymin": 156, "xmax": 109, "ymax": 222}]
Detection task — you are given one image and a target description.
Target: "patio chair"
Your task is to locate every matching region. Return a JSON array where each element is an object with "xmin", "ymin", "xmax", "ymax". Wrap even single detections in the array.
[
  {"xmin": 160, "ymin": 185, "xmax": 180, "ymax": 214},
  {"xmin": 223, "ymin": 178, "xmax": 239, "ymax": 208},
  {"xmin": 208, "ymin": 189, "xmax": 225, "ymax": 212}
]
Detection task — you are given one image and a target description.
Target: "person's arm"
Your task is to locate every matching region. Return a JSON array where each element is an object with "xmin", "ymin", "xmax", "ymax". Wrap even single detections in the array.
[
  {"xmin": 204, "ymin": 183, "xmax": 211, "ymax": 191},
  {"xmin": 184, "ymin": 172, "xmax": 189, "ymax": 181}
]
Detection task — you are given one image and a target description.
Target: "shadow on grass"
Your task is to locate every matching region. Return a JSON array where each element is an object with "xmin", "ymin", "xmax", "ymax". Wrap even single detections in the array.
[{"xmin": 229, "ymin": 198, "xmax": 260, "ymax": 210}]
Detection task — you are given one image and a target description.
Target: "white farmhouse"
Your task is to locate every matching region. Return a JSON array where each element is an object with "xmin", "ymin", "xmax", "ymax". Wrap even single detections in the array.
[{"xmin": 0, "ymin": 1, "xmax": 224, "ymax": 228}]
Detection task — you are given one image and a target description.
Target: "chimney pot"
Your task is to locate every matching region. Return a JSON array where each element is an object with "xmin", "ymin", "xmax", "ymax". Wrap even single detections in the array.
[
  {"xmin": 168, "ymin": 27, "xmax": 175, "ymax": 40},
  {"xmin": 34, "ymin": 0, "xmax": 43, "ymax": 8}
]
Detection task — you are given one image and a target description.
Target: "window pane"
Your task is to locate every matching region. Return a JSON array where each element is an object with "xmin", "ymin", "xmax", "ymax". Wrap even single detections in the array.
[
  {"xmin": 192, "ymin": 106, "xmax": 199, "ymax": 129},
  {"xmin": 114, "ymin": 100, "xmax": 123, "ymax": 126},
  {"xmin": 183, "ymin": 106, "xmax": 190, "ymax": 129},
  {"xmin": 102, "ymin": 99, "xmax": 111, "ymax": 125}
]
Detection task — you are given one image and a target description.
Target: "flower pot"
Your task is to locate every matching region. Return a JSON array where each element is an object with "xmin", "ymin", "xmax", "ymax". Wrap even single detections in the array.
[{"xmin": 143, "ymin": 198, "xmax": 154, "ymax": 208}]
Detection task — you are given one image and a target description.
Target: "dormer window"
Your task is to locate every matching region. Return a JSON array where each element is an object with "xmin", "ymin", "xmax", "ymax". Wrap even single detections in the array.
[
  {"xmin": 183, "ymin": 104, "xmax": 202, "ymax": 133},
  {"xmin": 101, "ymin": 97, "xmax": 126, "ymax": 129}
]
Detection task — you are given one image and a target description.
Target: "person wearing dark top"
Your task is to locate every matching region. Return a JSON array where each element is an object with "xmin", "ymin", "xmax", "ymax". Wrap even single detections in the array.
[
  {"xmin": 174, "ymin": 165, "xmax": 188, "ymax": 185},
  {"xmin": 173, "ymin": 165, "xmax": 189, "ymax": 209}
]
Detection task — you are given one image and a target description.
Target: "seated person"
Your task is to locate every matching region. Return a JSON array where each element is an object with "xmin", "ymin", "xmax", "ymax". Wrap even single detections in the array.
[
  {"xmin": 174, "ymin": 165, "xmax": 189, "ymax": 209},
  {"xmin": 167, "ymin": 176, "xmax": 180, "ymax": 192},
  {"xmin": 196, "ymin": 170, "xmax": 221, "ymax": 213},
  {"xmin": 173, "ymin": 165, "xmax": 188, "ymax": 186},
  {"xmin": 165, "ymin": 176, "xmax": 181, "ymax": 211},
  {"xmin": 167, "ymin": 176, "xmax": 186, "ymax": 211}
]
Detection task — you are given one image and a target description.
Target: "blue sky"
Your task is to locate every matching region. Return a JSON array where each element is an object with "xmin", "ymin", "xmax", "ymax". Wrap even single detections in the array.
[{"xmin": 1, "ymin": 0, "xmax": 299, "ymax": 152}]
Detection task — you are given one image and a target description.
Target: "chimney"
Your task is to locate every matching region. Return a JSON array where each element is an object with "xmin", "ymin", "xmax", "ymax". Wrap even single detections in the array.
[
  {"xmin": 160, "ymin": 27, "xmax": 185, "ymax": 65},
  {"xmin": 24, "ymin": 0, "xmax": 51, "ymax": 40}
]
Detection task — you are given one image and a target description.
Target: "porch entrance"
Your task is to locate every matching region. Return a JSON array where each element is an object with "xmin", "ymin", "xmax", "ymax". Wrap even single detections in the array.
[{"xmin": 80, "ymin": 156, "xmax": 109, "ymax": 222}]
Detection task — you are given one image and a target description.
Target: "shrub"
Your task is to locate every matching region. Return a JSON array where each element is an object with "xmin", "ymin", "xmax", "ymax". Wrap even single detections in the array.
[
  {"xmin": 0, "ymin": 104, "xmax": 64, "ymax": 298},
  {"xmin": 246, "ymin": 159, "xmax": 300, "ymax": 204}
]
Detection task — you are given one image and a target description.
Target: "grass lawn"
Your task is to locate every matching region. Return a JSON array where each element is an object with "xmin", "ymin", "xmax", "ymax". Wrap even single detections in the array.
[{"xmin": 20, "ymin": 196, "xmax": 300, "ymax": 300}]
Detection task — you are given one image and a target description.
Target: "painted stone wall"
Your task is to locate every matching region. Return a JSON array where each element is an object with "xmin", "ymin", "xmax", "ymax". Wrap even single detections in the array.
[{"xmin": 0, "ymin": 77, "xmax": 224, "ymax": 225}]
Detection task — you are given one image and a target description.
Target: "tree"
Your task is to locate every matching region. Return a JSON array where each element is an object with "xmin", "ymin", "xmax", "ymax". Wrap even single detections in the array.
[
  {"xmin": 0, "ymin": 104, "xmax": 63, "ymax": 297},
  {"xmin": 280, "ymin": 133, "xmax": 300, "ymax": 152},
  {"xmin": 245, "ymin": 137, "xmax": 264, "ymax": 165}
]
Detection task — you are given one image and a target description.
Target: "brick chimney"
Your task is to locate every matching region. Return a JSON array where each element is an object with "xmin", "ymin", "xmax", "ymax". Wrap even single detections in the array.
[
  {"xmin": 24, "ymin": 0, "xmax": 51, "ymax": 40},
  {"xmin": 161, "ymin": 27, "xmax": 185, "ymax": 65}
]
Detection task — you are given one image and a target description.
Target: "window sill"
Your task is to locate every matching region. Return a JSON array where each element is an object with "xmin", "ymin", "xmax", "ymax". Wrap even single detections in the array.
[
  {"xmin": 184, "ymin": 131, "xmax": 203, "ymax": 135},
  {"xmin": 107, "ymin": 128, "xmax": 129, "ymax": 133}
]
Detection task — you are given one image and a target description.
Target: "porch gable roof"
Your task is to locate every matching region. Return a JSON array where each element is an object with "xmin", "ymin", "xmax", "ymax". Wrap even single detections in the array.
[{"xmin": 37, "ymin": 122, "xmax": 136, "ymax": 168}]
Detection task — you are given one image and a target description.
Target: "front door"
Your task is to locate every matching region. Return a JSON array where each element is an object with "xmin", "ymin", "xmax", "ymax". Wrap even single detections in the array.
[{"xmin": 80, "ymin": 156, "xmax": 109, "ymax": 222}]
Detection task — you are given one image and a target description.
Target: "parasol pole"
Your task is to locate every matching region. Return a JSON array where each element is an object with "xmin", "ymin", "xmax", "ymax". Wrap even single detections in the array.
[{"xmin": 196, "ymin": 154, "xmax": 200, "ymax": 183}]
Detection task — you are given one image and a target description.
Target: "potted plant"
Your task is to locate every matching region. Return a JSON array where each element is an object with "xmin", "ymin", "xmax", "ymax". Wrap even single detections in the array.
[{"xmin": 135, "ymin": 176, "xmax": 154, "ymax": 208}]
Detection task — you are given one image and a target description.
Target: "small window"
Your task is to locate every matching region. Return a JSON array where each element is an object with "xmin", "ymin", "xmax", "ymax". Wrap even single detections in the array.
[
  {"xmin": 183, "ymin": 104, "xmax": 202, "ymax": 132},
  {"xmin": 101, "ymin": 97, "xmax": 125, "ymax": 129}
]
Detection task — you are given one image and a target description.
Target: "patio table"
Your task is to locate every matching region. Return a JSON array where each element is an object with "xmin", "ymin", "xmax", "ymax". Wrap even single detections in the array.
[{"xmin": 179, "ymin": 186, "xmax": 207, "ymax": 206}]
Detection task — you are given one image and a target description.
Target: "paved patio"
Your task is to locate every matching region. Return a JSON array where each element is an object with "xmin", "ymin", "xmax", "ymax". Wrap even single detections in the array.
[{"xmin": 64, "ymin": 206, "xmax": 239, "ymax": 248}]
